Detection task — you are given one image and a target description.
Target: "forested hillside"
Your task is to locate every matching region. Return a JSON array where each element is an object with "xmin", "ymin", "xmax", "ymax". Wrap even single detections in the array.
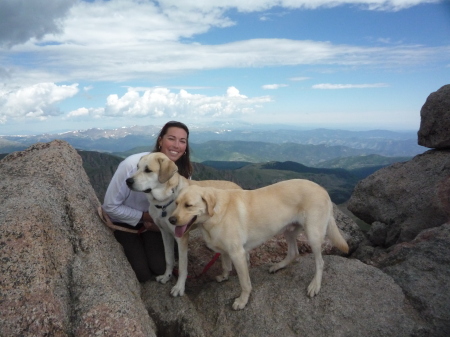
[{"xmin": 0, "ymin": 147, "xmax": 400, "ymax": 205}]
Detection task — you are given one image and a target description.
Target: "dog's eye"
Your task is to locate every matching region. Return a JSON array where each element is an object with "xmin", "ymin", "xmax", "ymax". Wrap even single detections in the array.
[
  {"xmin": 145, "ymin": 167, "xmax": 152, "ymax": 173},
  {"xmin": 185, "ymin": 203, "xmax": 192, "ymax": 208}
]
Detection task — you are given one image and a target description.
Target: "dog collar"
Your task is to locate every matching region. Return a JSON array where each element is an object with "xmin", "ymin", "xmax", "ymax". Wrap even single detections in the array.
[{"xmin": 155, "ymin": 199, "xmax": 174, "ymax": 217}]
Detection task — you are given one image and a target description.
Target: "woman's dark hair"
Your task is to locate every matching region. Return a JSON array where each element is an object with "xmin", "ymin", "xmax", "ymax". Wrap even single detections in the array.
[{"xmin": 152, "ymin": 121, "xmax": 193, "ymax": 178}]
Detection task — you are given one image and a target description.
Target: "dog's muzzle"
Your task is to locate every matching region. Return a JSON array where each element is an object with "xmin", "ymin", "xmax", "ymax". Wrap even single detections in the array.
[
  {"xmin": 126, "ymin": 178, "xmax": 152, "ymax": 193},
  {"xmin": 126, "ymin": 178, "xmax": 134, "ymax": 187}
]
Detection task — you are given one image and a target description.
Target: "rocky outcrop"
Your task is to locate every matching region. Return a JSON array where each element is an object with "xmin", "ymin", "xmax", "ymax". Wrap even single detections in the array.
[
  {"xmin": 141, "ymin": 257, "xmax": 418, "ymax": 337},
  {"xmin": 374, "ymin": 223, "xmax": 450, "ymax": 337},
  {"xmin": 2, "ymin": 139, "xmax": 440, "ymax": 336},
  {"xmin": 418, "ymin": 84, "xmax": 450, "ymax": 149},
  {"xmin": 0, "ymin": 141, "xmax": 156, "ymax": 337},
  {"xmin": 347, "ymin": 149, "xmax": 450, "ymax": 245},
  {"xmin": 346, "ymin": 85, "xmax": 450, "ymax": 336},
  {"xmin": 349, "ymin": 84, "xmax": 450, "ymax": 247}
]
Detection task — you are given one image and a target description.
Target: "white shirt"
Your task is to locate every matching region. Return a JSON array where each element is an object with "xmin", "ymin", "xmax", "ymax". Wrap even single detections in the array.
[{"xmin": 102, "ymin": 152, "xmax": 150, "ymax": 226}]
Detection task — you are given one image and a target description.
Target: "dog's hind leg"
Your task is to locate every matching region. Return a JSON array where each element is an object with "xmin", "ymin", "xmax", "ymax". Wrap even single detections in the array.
[
  {"xmin": 216, "ymin": 252, "xmax": 232, "ymax": 282},
  {"xmin": 269, "ymin": 224, "xmax": 301, "ymax": 273},
  {"xmin": 305, "ymin": 218, "xmax": 326, "ymax": 297}
]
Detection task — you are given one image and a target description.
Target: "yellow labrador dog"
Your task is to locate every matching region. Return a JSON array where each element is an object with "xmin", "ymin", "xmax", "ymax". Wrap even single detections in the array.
[
  {"xmin": 169, "ymin": 180, "xmax": 349, "ymax": 310},
  {"xmin": 126, "ymin": 152, "xmax": 240, "ymax": 297}
]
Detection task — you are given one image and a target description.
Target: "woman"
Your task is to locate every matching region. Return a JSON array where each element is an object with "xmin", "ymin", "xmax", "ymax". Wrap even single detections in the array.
[{"xmin": 102, "ymin": 121, "xmax": 192, "ymax": 282}]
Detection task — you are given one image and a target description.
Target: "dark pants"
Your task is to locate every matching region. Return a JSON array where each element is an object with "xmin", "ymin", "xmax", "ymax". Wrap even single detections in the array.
[{"xmin": 114, "ymin": 229, "xmax": 166, "ymax": 282}]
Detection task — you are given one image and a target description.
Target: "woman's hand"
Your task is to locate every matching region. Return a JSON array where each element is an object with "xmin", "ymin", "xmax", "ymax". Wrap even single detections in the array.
[
  {"xmin": 143, "ymin": 221, "xmax": 160, "ymax": 232},
  {"xmin": 142, "ymin": 212, "xmax": 160, "ymax": 232}
]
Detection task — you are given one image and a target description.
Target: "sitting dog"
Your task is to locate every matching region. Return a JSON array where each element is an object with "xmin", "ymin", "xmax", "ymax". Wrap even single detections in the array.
[
  {"xmin": 126, "ymin": 152, "xmax": 241, "ymax": 297},
  {"xmin": 168, "ymin": 179, "xmax": 349, "ymax": 310}
]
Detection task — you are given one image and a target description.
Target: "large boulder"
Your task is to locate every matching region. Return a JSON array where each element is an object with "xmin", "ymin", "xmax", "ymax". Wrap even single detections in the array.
[
  {"xmin": 0, "ymin": 140, "xmax": 156, "ymax": 336},
  {"xmin": 142, "ymin": 256, "xmax": 420, "ymax": 337},
  {"xmin": 418, "ymin": 84, "xmax": 450, "ymax": 149},
  {"xmin": 374, "ymin": 223, "xmax": 450, "ymax": 336},
  {"xmin": 347, "ymin": 149, "xmax": 450, "ymax": 246}
]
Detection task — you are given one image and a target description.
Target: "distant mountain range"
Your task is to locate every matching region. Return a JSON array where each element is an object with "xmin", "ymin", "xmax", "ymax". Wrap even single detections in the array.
[{"xmin": 0, "ymin": 124, "xmax": 425, "ymax": 160}]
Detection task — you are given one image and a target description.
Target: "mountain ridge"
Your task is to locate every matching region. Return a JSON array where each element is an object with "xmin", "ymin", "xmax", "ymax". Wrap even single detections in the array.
[{"xmin": 0, "ymin": 124, "xmax": 425, "ymax": 158}]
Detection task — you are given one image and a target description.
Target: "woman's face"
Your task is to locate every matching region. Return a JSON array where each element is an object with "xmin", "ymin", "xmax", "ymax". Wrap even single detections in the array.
[{"xmin": 158, "ymin": 126, "xmax": 188, "ymax": 162}]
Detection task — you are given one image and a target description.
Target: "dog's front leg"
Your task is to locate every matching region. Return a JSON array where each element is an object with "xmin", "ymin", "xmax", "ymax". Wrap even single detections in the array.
[
  {"xmin": 156, "ymin": 228, "xmax": 174, "ymax": 284},
  {"xmin": 170, "ymin": 234, "xmax": 189, "ymax": 297},
  {"xmin": 216, "ymin": 252, "xmax": 232, "ymax": 282},
  {"xmin": 230, "ymin": 249, "xmax": 252, "ymax": 310}
]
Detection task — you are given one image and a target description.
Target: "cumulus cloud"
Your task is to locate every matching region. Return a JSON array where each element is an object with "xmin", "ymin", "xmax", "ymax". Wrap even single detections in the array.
[
  {"xmin": 0, "ymin": 83, "xmax": 79, "ymax": 123},
  {"xmin": 0, "ymin": 0, "xmax": 75, "ymax": 48},
  {"xmin": 312, "ymin": 83, "xmax": 389, "ymax": 89},
  {"xmin": 68, "ymin": 86, "xmax": 272, "ymax": 120}
]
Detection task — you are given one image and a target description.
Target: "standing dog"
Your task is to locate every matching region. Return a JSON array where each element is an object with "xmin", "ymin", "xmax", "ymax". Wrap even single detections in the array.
[
  {"xmin": 169, "ymin": 180, "xmax": 349, "ymax": 310},
  {"xmin": 126, "ymin": 152, "xmax": 241, "ymax": 297}
]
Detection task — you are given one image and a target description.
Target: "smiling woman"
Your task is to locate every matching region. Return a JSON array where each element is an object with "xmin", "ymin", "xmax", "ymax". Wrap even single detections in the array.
[{"xmin": 101, "ymin": 120, "xmax": 193, "ymax": 282}]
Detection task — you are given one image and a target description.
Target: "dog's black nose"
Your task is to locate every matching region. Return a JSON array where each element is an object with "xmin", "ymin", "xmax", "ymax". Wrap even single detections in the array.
[
  {"xmin": 126, "ymin": 178, "xmax": 134, "ymax": 186},
  {"xmin": 168, "ymin": 216, "xmax": 176, "ymax": 225}
]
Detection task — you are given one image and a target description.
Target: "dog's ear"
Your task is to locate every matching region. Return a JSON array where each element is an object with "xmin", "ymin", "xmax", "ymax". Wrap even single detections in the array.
[
  {"xmin": 158, "ymin": 156, "xmax": 178, "ymax": 183},
  {"xmin": 202, "ymin": 189, "xmax": 216, "ymax": 216}
]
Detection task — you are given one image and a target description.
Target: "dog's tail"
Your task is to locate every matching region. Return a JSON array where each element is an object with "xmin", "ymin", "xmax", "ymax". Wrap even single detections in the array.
[{"xmin": 327, "ymin": 217, "xmax": 349, "ymax": 254}]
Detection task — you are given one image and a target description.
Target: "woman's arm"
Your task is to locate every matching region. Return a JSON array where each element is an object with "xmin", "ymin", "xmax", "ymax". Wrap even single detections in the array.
[{"xmin": 102, "ymin": 154, "xmax": 147, "ymax": 226}]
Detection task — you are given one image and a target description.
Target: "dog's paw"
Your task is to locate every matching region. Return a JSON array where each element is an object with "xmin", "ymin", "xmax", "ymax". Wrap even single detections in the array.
[
  {"xmin": 269, "ymin": 264, "xmax": 283, "ymax": 273},
  {"xmin": 215, "ymin": 274, "xmax": 229, "ymax": 282},
  {"xmin": 156, "ymin": 274, "xmax": 172, "ymax": 284},
  {"xmin": 170, "ymin": 283, "xmax": 185, "ymax": 297},
  {"xmin": 232, "ymin": 297, "xmax": 248, "ymax": 310},
  {"xmin": 307, "ymin": 280, "xmax": 321, "ymax": 297}
]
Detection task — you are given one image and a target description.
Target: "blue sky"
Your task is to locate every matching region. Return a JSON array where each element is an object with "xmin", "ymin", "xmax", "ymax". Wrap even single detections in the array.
[{"xmin": 0, "ymin": 0, "xmax": 449, "ymax": 135}]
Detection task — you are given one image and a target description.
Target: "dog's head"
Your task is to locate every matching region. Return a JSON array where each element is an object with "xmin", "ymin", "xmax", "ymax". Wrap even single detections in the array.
[
  {"xmin": 169, "ymin": 185, "xmax": 216, "ymax": 238},
  {"xmin": 126, "ymin": 152, "xmax": 178, "ymax": 201}
]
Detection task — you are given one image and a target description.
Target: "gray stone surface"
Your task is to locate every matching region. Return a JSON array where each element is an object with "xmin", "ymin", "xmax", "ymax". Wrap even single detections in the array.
[
  {"xmin": 418, "ymin": 84, "xmax": 450, "ymax": 149},
  {"xmin": 348, "ymin": 149, "xmax": 450, "ymax": 245},
  {"xmin": 375, "ymin": 223, "xmax": 450, "ymax": 337},
  {"xmin": 141, "ymin": 256, "xmax": 421, "ymax": 337},
  {"xmin": 0, "ymin": 140, "xmax": 156, "ymax": 337}
]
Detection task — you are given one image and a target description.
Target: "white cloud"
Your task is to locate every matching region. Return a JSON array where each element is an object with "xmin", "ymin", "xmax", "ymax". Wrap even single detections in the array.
[
  {"xmin": 312, "ymin": 83, "xmax": 389, "ymax": 89},
  {"xmin": 67, "ymin": 107, "xmax": 89, "ymax": 117},
  {"xmin": 8, "ymin": 38, "xmax": 446, "ymax": 86},
  {"xmin": 157, "ymin": 0, "xmax": 437, "ymax": 12},
  {"xmin": 61, "ymin": 0, "xmax": 234, "ymax": 46},
  {"xmin": 0, "ymin": 83, "xmax": 79, "ymax": 123},
  {"xmin": 289, "ymin": 77, "xmax": 311, "ymax": 81},
  {"xmin": 68, "ymin": 86, "xmax": 272, "ymax": 120},
  {"xmin": 262, "ymin": 84, "xmax": 288, "ymax": 89}
]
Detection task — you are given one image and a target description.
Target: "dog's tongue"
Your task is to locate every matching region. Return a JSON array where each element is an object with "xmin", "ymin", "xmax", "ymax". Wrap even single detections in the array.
[{"xmin": 175, "ymin": 224, "xmax": 188, "ymax": 238}]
